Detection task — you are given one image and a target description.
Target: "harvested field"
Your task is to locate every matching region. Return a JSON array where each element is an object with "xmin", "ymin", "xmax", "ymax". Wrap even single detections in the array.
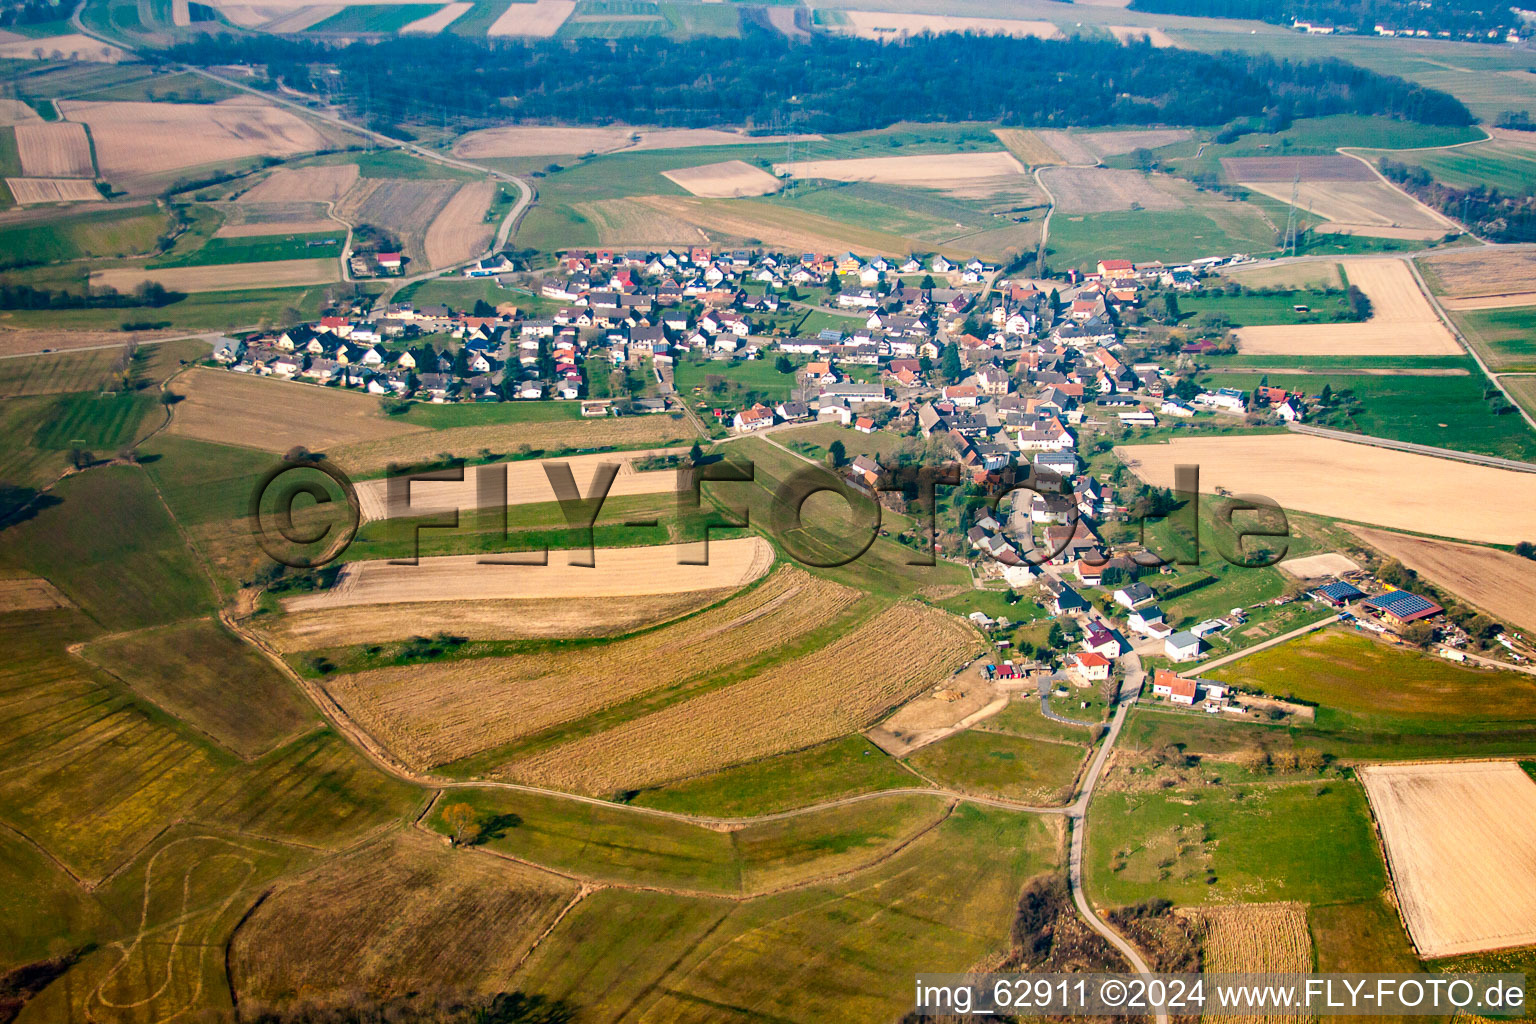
[
  {"xmin": 1235, "ymin": 258, "xmax": 1460, "ymax": 356},
  {"xmin": 1192, "ymin": 903, "xmax": 1311, "ymax": 1024},
  {"xmin": 167, "ymin": 366, "xmax": 426, "ymax": 452},
  {"xmin": 233, "ymin": 829, "xmax": 576, "ymax": 1008},
  {"xmin": 0, "ymin": 99, "xmax": 40, "ymax": 126},
  {"xmin": 58, "ymin": 100, "xmax": 330, "ymax": 186},
  {"xmin": 0, "ymin": 577, "xmax": 71, "ymax": 612},
  {"xmin": 1107, "ymin": 25, "xmax": 1175, "ymax": 46},
  {"xmin": 261, "ymin": 5, "xmax": 344, "ymax": 30},
  {"xmin": 1358, "ymin": 761, "xmax": 1536, "ymax": 957},
  {"xmin": 215, "ymin": 216, "xmax": 340, "ymax": 238},
  {"xmin": 486, "ymin": 0, "xmax": 574, "ymax": 36},
  {"xmin": 508, "ymin": 601, "xmax": 980, "ymax": 794},
  {"xmin": 1116, "ymin": 433, "xmax": 1536, "ymax": 545},
  {"xmin": 1240, "ymin": 179, "xmax": 1452, "ymax": 237},
  {"xmin": 1035, "ymin": 131, "xmax": 1097, "ymax": 165},
  {"xmin": 570, "ymin": 197, "xmax": 710, "ymax": 246},
  {"xmin": 263, "ymin": 588, "xmax": 734, "ymax": 651},
  {"xmin": 91, "ymin": 257, "xmax": 339, "ymax": 293},
  {"xmin": 635, "ymin": 194, "xmax": 936, "ymax": 257},
  {"xmin": 1221, "ymin": 155, "xmax": 1377, "ymax": 182},
  {"xmin": 322, "ymin": 565, "xmax": 837, "ymax": 769},
  {"xmin": 353, "ymin": 448, "xmax": 689, "ymax": 521},
  {"xmin": 829, "ymin": 11, "xmax": 1062, "ymax": 39},
  {"xmin": 773, "ymin": 151, "xmax": 1027, "ymax": 193},
  {"xmin": 992, "ymin": 128, "xmax": 1062, "ymax": 166},
  {"xmin": 401, "ymin": 0, "xmax": 469, "ymax": 32},
  {"xmin": 1076, "ymin": 128, "xmax": 1190, "ymax": 158},
  {"xmin": 336, "ymin": 177, "xmax": 460, "ymax": 263},
  {"xmin": 1347, "ymin": 526, "xmax": 1536, "ymax": 634},
  {"xmin": 238, "ymin": 163, "xmax": 359, "ymax": 204},
  {"xmin": 0, "ymin": 327, "xmax": 188, "ymax": 357},
  {"xmin": 1275, "ymin": 552, "xmax": 1360, "ymax": 578},
  {"xmin": 290, "ymin": 535, "xmax": 774, "ymax": 611},
  {"xmin": 453, "ymin": 125, "xmax": 819, "ymax": 158},
  {"xmin": 4, "ymin": 177, "xmax": 100, "ymax": 204},
  {"xmin": 327, "ymin": 411, "xmax": 694, "ymax": 475},
  {"xmin": 15, "ymin": 122, "xmax": 93, "ymax": 178},
  {"xmin": 1039, "ymin": 166, "xmax": 1185, "ymax": 213},
  {"xmin": 0, "ymin": 33, "xmax": 126, "ymax": 61},
  {"xmin": 662, "ymin": 159, "xmax": 780, "ymax": 198},
  {"xmin": 1420, "ymin": 248, "xmax": 1536, "ymax": 299},
  {"xmin": 1440, "ymin": 292, "xmax": 1536, "ymax": 311},
  {"xmin": 422, "ymin": 179, "xmax": 496, "ymax": 269}
]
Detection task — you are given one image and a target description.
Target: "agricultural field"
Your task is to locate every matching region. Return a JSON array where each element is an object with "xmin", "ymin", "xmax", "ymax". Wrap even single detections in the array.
[
  {"xmin": 421, "ymin": 179, "xmax": 497, "ymax": 267},
  {"xmin": 1451, "ymin": 306, "xmax": 1536, "ymax": 372},
  {"xmin": 1197, "ymin": 362, "xmax": 1536, "ymax": 462},
  {"xmin": 507, "ymin": 600, "xmax": 980, "ymax": 795},
  {"xmin": 1419, "ymin": 247, "xmax": 1536, "ymax": 300},
  {"xmin": 0, "ymin": 202, "xmax": 168, "ymax": 266},
  {"xmin": 1039, "ymin": 166, "xmax": 1186, "ymax": 214},
  {"xmin": 488, "ymin": 0, "xmax": 574, "ymax": 35},
  {"xmin": 91, "ymin": 257, "xmax": 341, "ymax": 292},
  {"xmin": 1233, "ymin": 259, "xmax": 1460, "ymax": 356},
  {"xmin": 239, "ymin": 162, "xmax": 360, "ymax": 203},
  {"xmin": 334, "ymin": 175, "xmax": 463, "ymax": 266},
  {"xmin": 824, "ymin": 11, "xmax": 1062, "ymax": 39},
  {"xmin": 1115, "ymin": 433, "xmax": 1536, "ymax": 544},
  {"xmin": 13, "ymin": 120, "xmax": 93, "ymax": 177},
  {"xmin": 1226, "ymin": 150, "xmax": 1454, "ymax": 237},
  {"xmin": 1359, "ymin": 762, "xmax": 1536, "ymax": 957},
  {"xmin": 902, "ymin": 729, "xmax": 1087, "ymax": 805},
  {"xmin": 233, "ymin": 828, "xmax": 577, "ymax": 1008},
  {"xmin": 4, "ymin": 176, "xmax": 102, "ymax": 203},
  {"xmin": 1204, "ymin": 629, "xmax": 1536, "ymax": 735},
  {"xmin": 79, "ymin": 617, "xmax": 314, "ymax": 757},
  {"xmin": 1090, "ymin": 770, "xmax": 1386, "ymax": 908},
  {"xmin": 56, "ymin": 99, "xmax": 334, "ymax": 191},
  {"xmin": 1347, "ymin": 526, "xmax": 1536, "ymax": 634},
  {"xmin": 1358, "ymin": 130, "xmax": 1536, "ymax": 197},
  {"xmin": 314, "ymin": 563, "xmax": 840, "ymax": 769},
  {"xmin": 1044, "ymin": 202, "xmax": 1276, "ymax": 272},
  {"xmin": 774, "ymin": 150, "xmax": 1028, "ymax": 196},
  {"xmin": 166, "ymin": 366, "xmax": 427, "ymax": 452},
  {"xmin": 661, "ymin": 158, "xmax": 781, "ymax": 198}
]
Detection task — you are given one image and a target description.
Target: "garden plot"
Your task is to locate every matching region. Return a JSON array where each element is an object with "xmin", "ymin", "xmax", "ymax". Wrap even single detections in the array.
[{"xmin": 1359, "ymin": 761, "xmax": 1536, "ymax": 957}]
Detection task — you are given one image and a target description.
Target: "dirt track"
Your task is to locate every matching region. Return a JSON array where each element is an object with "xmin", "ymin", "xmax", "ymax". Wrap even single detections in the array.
[{"xmin": 1359, "ymin": 762, "xmax": 1536, "ymax": 957}]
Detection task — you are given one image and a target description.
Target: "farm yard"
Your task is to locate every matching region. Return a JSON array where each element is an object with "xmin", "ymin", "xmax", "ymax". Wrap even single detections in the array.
[
  {"xmin": 661, "ymin": 159, "xmax": 781, "ymax": 198},
  {"xmin": 1347, "ymin": 526, "xmax": 1536, "ymax": 635},
  {"xmin": 506, "ymin": 601, "xmax": 979, "ymax": 794},
  {"xmin": 1359, "ymin": 762, "xmax": 1536, "ymax": 957},
  {"xmin": 1233, "ymin": 258, "xmax": 1460, "ymax": 356},
  {"xmin": 1115, "ymin": 433, "xmax": 1536, "ymax": 544}
]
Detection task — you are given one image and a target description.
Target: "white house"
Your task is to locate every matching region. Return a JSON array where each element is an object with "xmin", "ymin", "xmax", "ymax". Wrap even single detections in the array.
[{"xmin": 1164, "ymin": 631, "xmax": 1202, "ymax": 662}]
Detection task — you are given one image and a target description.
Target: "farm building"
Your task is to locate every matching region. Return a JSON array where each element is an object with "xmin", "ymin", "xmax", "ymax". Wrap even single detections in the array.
[
  {"xmin": 1313, "ymin": 580, "xmax": 1365, "ymax": 607},
  {"xmin": 1364, "ymin": 589, "xmax": 1444, "ymax": 624},
  {"xmin": 1152, "ymin": 668, "xmax": 1199, "ymax": 704},
  {"xmin": 1165, "ymin": 631, "xmax": 1202, "ymax": 662}
]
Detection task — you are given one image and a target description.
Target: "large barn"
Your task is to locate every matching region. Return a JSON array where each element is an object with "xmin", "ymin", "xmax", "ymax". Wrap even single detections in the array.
[{"xmin": 1363, "ymin": 589, "xmax": 1443, "ymax": 624}]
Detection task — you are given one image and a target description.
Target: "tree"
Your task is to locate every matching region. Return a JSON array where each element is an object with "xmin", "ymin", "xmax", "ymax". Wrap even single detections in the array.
[
  {"xmin": 441, "ymin": 802, "xmax": 481, "ymax": 845},
  {"xmin": 826, "ymin": 273, "xmax": 841, "ymax": 295},
  {"xmin": 920, "ymin": 274, "xmax": 936, "ymax": 290},
  {"xmin": 688, "ymin": 441, "xmax": 704, "ymax": 465},
  {"xmin": 1318, "ymin": 383, "xmax": 1334, "ymax": 407},
  {"xmin": 472, "ymin": 298, "xmax": 496, "ymax": 317},
  {"xmin": 939, "ymin": 341, "xmax": 961, "ymax": 384},
  {"xmin": 774, "ymin": 354, "xmax": 793, "ymax": 374},
  {"xmin": 1401, "ymin": 621, "xmax": 1438, "ymax": 648},
  {"xmin": 1046, "ymin": 621, "xmax": 1066, "ymax": 650},
  {"xmin": 1161, "ymin": 292, "xmax": 1179, "ymax": 322},
  {"xmin": 828, "ymin": 439, "xmax": 846, "ymax": 466},
  {"xmin": 1514, "ymin": 541, "xmax": 1536, "ymax": 561}
]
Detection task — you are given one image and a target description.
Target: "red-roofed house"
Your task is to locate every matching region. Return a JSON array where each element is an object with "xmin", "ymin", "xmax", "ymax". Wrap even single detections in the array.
[
  {"xmin": 1152, "ymin": 669, "xmax": 1199, "ymax": 705},
  {"xmin": 1069, "ymin": 651, "xmax": 1111, "ymax": 683},
  {"xmin": 854, "ymin": 416, "xmax": 874, "ymax": 433}
]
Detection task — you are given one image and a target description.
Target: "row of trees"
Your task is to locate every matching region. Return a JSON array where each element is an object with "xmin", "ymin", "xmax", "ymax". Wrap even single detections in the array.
[
  {"xmin": 164, "ymin": 29, "xmax": 1472, "ymax": 139},
  {"xmin": 0, "ymin": 280, "xmax": 184, "ymax": 310}
]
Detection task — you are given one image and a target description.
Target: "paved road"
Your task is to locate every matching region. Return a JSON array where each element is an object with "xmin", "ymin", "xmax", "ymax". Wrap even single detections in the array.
[
  {"xmin": 1287, "ymin": 422, "xmax": 1536, "ymax": 472},
  {"xmin": 1188, "ymin": 613, "xmax": 1341, "ymax": 674}
]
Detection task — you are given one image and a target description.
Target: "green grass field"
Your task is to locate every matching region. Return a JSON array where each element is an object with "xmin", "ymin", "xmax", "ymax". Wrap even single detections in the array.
[
  {"xmin": 1175, "ymin": 288, "xmax": 1360, "ymax": 327},
  {"xmin": 1360, "ymin": 138, "xmax": 1536, "ymax": 195},
  {"xmin": 1453, "ymin": 306, "xmax": 1536, "ymax": 373},
  {"xmin": 0, "ymin": 284, "xmax": 330, "ymax": 331},
  {"xmin": 632, "ymin": 734, "xmax": 918, "ymax": 815},
  {"xmin": 428, "ymin": 787, "xmax": 950, "ymax": 894},
  {"xmin": 1199, "ymin": 363, "xmax": 1536, "ymax": 461},
  {"xmin": 308, "ymin": 3, "xmax": 440, "ymax": 31},
  {"xmin": 445, "ymin": 0, "xmax": 513, "ymax": 34},
  {"xmin": 81, "ymin": 617, "xmax": 314, "ymax": 757},
  {"xmin": 149, "ymin": 230, "xmax": 344, "ymax": 269},
  {"xmin": 674, "ymin": 354, "xmax": 804, "ymax": 403},
  {"xmin": 1046, "ymin": 204, "xmax": 1276, "ymax": 272},
  {"xmin": 1087, "ymin": 775, "xmax": 1385, "ymax": 907},
  {"xmin": 0, "ymin": 204, "xmax": 169, "ymax": 268},
  {"xmin": 904, "ymin": 730, "xmax": 1086, "ymax": 805},
  {"xmin": 513, "ymin": 803, "xmax": 1057, "ymax": 1022},
  {"xmin": 29, "ymin": 390, "xmax": 154, "ymax": 450},
  {"xmin": 1504, "ymin": 374, "xmax": 1536, "ymax": 420}
]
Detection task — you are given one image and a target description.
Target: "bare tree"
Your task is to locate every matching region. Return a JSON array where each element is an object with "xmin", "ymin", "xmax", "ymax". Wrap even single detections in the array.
[{"xmin": 441, "ymin": 802, "xmax": 481, "ymax": 845}]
